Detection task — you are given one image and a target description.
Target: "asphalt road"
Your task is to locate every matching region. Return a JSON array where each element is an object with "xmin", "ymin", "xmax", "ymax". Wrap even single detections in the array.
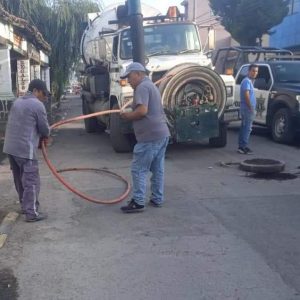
[{"xmin": 0, "ymin": 95, "xmax": 300, "ymax": 300}]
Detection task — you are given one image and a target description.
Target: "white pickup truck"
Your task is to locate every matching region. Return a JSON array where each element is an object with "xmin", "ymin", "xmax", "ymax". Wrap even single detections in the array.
[{"xmin": 213, "ymin": 46, "xmax": 300, "ymax": 144}]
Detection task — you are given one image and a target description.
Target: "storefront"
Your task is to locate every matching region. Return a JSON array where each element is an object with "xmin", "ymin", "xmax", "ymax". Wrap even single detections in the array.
[{"xmin": 0, "ymin": 6, "xmax": 51, "ymax": 140}]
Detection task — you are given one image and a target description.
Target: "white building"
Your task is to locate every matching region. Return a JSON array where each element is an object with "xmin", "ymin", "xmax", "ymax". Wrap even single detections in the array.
[
  {"xmin": 0, "ymin": 6, "xmax": 51, "ymax": 139},
  {"xmin": 181, "ymin": 0, "xmax": 234, "ymax": 51},
  {"xmin": 181, "ymin": 0, "xmax": 269, "ymax": 51}
]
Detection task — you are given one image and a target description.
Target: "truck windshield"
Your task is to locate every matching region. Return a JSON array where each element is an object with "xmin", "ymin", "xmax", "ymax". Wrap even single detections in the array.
[
  {"xmin": 120, "ymin": 23, "xmax": 201, "ymax": 59},
  {"xmin": 272, "ymin": 62, "xmax": 300, "ymax": 83}
]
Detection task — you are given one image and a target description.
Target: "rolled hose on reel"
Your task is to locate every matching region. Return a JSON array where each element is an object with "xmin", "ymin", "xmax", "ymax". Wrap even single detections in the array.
[{"xmin": 158, "ymin": 63, "xmax": 227, "ymax": 118}]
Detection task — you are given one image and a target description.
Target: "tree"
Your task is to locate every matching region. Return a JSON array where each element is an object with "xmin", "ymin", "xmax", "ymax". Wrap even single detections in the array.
[
  {"xmin": 0, "ymin": 0, "xmax": 102, "ymax": 100},
  {"xmin": 209, "ymin": 0, "xmax": 289, "ymax": 45}
]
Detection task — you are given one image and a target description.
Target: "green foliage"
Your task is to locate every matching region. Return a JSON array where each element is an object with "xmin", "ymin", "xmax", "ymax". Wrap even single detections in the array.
[
  {"xmin": 209, "ymin": 0, "xmax": 289, "ymax": 45},
  {"xmin": 0, "ymin": 0, "xmax": 101, "ymax": 100}
]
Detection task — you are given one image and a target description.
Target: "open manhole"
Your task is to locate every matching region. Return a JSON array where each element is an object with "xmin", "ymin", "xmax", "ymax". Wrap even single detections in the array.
[{"xmin": 240, "ymin": 158, "xmax": 285, "ymax": 174}]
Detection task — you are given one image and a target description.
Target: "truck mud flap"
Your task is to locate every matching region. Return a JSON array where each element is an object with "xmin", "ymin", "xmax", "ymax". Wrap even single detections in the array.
[{"xmin": 174, "ymin": 105, "xmax": 219, "ymax": 143}]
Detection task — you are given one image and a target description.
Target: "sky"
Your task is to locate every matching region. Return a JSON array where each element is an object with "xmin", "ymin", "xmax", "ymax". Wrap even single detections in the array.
[{"xmin": 101, "ymin": 0, "xmax": 184, "ymax": 14}]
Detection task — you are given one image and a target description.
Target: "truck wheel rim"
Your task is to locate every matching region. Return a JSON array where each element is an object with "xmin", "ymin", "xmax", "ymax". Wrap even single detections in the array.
[{"xmin": 275, "ymin": 116, "xmax": 286, "ymax": 136}]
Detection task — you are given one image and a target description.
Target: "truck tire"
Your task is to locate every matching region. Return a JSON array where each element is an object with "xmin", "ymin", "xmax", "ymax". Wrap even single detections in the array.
[
  {"xmin": 271, "ymin": 108, "xmax": 294, "ymax": 144},
  {"xmin": 209, "ymin": 122, "xmax": 227, "ymax": 147},
  {"xmin": 82, "ymin": 97, "xmax": 105, "ymax": 133},
  {"xmin": 110, "ymin": 104, "xmax": 134, "ymax": 153}
]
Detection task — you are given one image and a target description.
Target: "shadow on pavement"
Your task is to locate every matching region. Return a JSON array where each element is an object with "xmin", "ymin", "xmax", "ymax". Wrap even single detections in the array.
[{"xmin": 0, "ymin": 141, "xmax": 6, "ymax": 164}]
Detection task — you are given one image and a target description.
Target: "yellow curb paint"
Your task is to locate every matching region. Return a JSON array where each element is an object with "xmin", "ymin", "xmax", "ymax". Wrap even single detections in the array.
[
  {"xmin": 0, "ymin": 234, "xmax": 8, "ymax": 249},
  {"xmin": 2, "ymin": 211, "xmax": 19, "ymax": 223},
  {"xmin": 0, "ymin": 211, "xmax": 19, "ymax": 249},
  {"xmin": 3, "ymin": 212, "xmax": 19, "ymax": 223}
]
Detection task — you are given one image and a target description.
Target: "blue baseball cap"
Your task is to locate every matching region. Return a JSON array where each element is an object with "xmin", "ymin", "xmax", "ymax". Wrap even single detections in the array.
[{"xmin": 120, "ymin": 62, "xmax": 148, "ymax": 79}]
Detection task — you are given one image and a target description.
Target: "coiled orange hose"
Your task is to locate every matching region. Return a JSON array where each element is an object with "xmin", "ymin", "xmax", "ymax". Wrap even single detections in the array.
[
  {"xmin": 41, "ymin": 75, "xmax": 172, "ymax": 204},
  {"xmin": 41, "ymin": 109, "xmax": 131, "ymax": 204}
]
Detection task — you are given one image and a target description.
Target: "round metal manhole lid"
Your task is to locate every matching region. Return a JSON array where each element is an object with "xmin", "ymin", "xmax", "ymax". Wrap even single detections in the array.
[{"xmin": 240, "ymin": 158, "xmax": 285, "ymax": 174}]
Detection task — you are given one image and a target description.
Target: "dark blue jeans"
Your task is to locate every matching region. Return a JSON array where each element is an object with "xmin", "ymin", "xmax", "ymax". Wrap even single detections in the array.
[
  {"xmin": 131, "ymin": 137, "xmax": 169, "ymax": 205},
  {"xmin": 238, "ymin": 108, "xmax": 255, "ymax": 148}
]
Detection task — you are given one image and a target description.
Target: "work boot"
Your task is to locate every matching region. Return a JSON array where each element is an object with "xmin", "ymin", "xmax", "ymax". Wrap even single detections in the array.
[
  {"xmin": 237, "ymin": 147, "xmax": 248, "ymax": 154},
  {"xmin": 121, "ymin": 199, "xmax": 144, "ymax": 213},
  {"xmin": 25, "ymin": 212, "xmax": 48, "ymax": 222},
  {"xmin": 148, "ymin": 199, "xmax": 162, "ymax": 207},
  {"xmin": 244, "ymin": 147, "xmax": 253, "ymax": 154}
]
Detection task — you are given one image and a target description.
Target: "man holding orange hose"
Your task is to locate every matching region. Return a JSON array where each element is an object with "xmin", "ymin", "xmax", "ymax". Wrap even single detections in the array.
[
  {"xmin": 3, "ymin": 79, "xmax": 50, "ymax": 222},
  {"xmin": 120, "ymin": 62, "xmax": 170, "ymax": 213}
]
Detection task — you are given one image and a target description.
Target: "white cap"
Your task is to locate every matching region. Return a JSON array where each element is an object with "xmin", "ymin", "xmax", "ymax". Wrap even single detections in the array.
[{"xmin": 120, "ymin": 62, "xmax": 148, "ymax": 78}]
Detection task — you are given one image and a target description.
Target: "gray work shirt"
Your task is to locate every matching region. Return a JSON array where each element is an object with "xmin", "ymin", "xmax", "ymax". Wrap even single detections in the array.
[
  {"xmin": 3, "ymin": 93, "xmax": 50, "ymax": 160},
  {"xmin": 133, "ymin": 77, "xmax": 170, "ymax": 142}
]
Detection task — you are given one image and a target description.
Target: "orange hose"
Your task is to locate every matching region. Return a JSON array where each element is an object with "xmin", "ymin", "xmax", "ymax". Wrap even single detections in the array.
[{"xmin": 41, "ymin": 108, "xmax": 130, "ymax": 205}]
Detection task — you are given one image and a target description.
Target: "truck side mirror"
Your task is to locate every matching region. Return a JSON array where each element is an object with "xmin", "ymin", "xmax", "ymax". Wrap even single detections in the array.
[{"xmin": 208, "ymin": 28, "xmax": 215, "ymax": 50}]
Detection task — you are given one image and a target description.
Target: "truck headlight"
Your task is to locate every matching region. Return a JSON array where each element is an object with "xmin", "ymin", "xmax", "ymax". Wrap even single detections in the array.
[{"xmin": 226, "ymin": 86, "xmax": 233, "ymax": 97}]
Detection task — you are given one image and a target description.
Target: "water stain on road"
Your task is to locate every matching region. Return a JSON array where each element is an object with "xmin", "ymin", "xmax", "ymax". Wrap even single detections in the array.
[
  {"xmin": 0, "ymin": 268, "xmax": 19, "ymax": 300},
  {"xmin": 248, "ymin": 172, "xmax": 298, "ymax": 181}
]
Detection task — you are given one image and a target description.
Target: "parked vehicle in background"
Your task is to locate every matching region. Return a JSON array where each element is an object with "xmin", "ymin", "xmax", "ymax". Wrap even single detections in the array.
[
  {"xmin": 72, "ymin": 84, "xmax": 81, "ymax": 95},
  {"xmin": 213, "ymin": 46, "xmax": 300, "ymax": 144},
  {"xmin": 64, "ymin": 86, "xmax": 72, "ymax": 94}
]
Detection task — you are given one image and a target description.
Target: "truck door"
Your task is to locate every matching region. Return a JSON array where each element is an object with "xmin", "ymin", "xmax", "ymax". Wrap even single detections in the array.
[
  {"xmin": 253, "ymin": 65, "xmax": 272, "ymax": 125},
  {"xmin": 234, "ymin": 65, "xmax": 249, "ymax": 109},
  {"xmin": 110, "ymin": 35, "xmax": 121, "ymax": 95}
]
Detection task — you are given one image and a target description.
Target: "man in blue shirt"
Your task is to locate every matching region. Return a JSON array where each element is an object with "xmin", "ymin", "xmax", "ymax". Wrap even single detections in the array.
[
  {"xmin": 4, "ymin": 79, "xmax": 50, "ymax": 222},
  {"xmin": 119, "ymin": 62, "xmax": 170, "ymax": 213},
  {"xmin": 238, "ymin": 64, "xmax": 259, "ymax": 154}
]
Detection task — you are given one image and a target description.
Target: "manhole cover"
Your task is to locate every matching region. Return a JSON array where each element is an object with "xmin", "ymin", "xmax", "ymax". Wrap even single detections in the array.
[{"xmin": 240, "ymin": 158, "xmax": 285, "ymax": 174}]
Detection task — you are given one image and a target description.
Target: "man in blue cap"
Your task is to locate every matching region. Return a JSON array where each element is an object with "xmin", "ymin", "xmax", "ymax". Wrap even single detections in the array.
[
  {"xmin": 3, "ymin": 79, "xmax": 50, "ymax": 222},
  {"xmin": 120, "ymin": 62, "xmax": 170, "ymax": 213}
]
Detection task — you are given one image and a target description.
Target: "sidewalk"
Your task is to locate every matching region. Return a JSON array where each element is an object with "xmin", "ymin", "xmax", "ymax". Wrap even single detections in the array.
[{"xmin": 0, "ymin": 144, "xmax": 20, "ymax": 248}]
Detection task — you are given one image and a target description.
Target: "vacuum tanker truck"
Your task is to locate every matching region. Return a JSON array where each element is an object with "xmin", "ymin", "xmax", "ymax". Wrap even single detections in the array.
[{"xmin": 80, "ymin": 3, "xmax": 235, "ymax": 152}]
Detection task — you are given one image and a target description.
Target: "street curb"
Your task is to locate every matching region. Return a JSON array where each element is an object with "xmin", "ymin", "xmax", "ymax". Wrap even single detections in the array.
[{"xmin": 0, "ymin": 212, "xmax": 19, "ymax": 249}]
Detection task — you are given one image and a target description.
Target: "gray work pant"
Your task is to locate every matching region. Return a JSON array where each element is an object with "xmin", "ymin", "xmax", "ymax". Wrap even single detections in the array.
[{"xmin": 8, "ymin": 155, "xmax": 40, "ymax": 218}]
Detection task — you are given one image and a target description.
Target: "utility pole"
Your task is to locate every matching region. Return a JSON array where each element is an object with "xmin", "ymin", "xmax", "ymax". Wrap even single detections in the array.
[
  {"xmin": 127, "ymin": 0, "xmax": 145, "ymax": 65},
  {"xmin": 193, "ymin": 0, "xmax": 196, "ymax": 21}
]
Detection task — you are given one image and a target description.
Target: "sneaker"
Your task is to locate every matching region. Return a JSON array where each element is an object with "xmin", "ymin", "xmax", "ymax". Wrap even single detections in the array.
[
  {"xmin": 26, "ymin": 212, "xmax": 48, "ymax": 222},
  {"xmin": 237, "ymin": 147, "xmax": 247, "ymax": 154},
  {"xmin": 244, "ymin": 147, "xmax": 253, "ymax": 154},
  {"xmin": 148, "ymin": 199, "xmax": 162, "ymax": 207},
  {"xmin": 120, "ymin": 199, "xmax": 144, "ymax": 213}
]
